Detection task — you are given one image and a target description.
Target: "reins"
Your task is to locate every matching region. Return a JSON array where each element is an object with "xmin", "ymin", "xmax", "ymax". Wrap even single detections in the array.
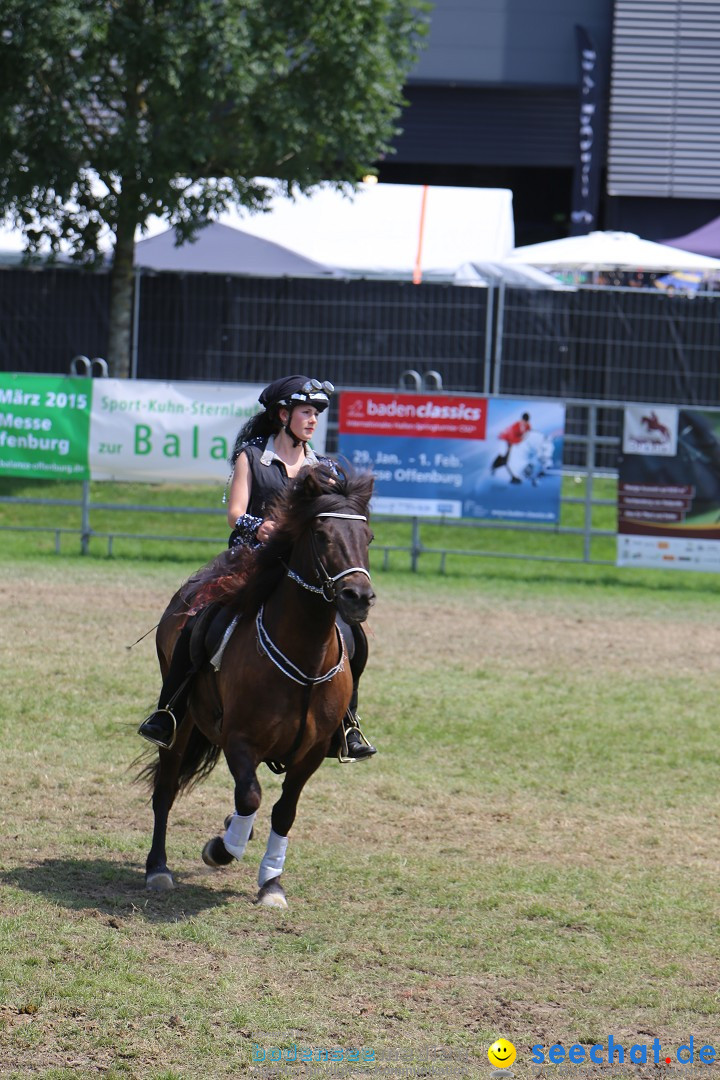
[{"xmin": 256, "ymin": 607, "xmax": 347, "ymax": 686}]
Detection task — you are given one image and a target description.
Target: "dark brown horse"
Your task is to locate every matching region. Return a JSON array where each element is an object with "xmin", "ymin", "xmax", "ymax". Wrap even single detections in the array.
[{"xmin": 140, "ymin": 463, "xmax": 375, "ymax": 908}]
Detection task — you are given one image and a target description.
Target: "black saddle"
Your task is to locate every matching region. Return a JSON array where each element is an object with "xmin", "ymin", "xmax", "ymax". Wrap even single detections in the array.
[{"xmin": 188, "ymin": 602, "xmax": 240, "ymax": 672}]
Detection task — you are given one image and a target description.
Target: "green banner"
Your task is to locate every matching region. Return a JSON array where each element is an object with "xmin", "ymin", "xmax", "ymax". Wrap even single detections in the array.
[{"xmin": 0, "ymin": 374, "xmax": 93, "ymax": 479}]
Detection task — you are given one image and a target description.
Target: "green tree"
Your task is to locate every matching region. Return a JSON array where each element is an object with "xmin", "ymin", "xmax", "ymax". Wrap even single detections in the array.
[{"xmin": 0, "ymin": 0, "xmax": 428, "ymax": 376}]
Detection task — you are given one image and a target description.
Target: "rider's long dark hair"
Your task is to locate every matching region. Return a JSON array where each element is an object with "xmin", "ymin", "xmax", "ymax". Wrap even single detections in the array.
[{"xmin": 229, "ymin": 408, "xmax": 283, "ymax": 467}]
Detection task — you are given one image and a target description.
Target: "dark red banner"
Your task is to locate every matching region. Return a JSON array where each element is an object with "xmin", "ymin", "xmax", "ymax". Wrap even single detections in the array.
[{"xmin": 339, "ymin": 392, "xmax": 487, "ymax": 441}]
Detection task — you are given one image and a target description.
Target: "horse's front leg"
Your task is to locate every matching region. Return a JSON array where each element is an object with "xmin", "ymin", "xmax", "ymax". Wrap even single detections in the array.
[
  {"xmin": 256, "ymin": 745, "xmax": 326, "ymax": 909},
  {"xmin": 202, "ymin": 736, "xmax": 261, "ymax": 869}
]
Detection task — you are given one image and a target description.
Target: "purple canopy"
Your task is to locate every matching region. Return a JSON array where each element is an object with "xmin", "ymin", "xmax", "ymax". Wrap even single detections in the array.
[
  {"xmin": 135, "ymin": 222, "xmax": 341, "ymax": 277},
  {"xmin": 662, "ymin": 216, "xmax": 720, "ymax": 259}
]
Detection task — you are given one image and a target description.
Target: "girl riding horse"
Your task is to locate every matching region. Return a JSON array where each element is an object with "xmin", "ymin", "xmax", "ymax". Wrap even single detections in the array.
[
  {"xmin": 139, "ymin": 461, "xmax": 375, "ymax": 903},
  {"xmin": 138, "ymin": 375, "xmax": 376, "ymax": 761}
]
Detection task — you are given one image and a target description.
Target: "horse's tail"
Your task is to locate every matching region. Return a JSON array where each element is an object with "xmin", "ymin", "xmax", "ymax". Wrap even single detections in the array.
[{"xmin": 136, "ymin": 724, "xmax": 222, "ymax": 797}]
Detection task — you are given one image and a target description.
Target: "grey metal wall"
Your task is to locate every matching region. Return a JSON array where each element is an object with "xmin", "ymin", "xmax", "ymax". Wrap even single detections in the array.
[
  {"xmin": 410, "ymin": 0, "xmax": 612, "ymax": 86},
  {"xmin": 608, "ymin": 0, "xmax": 720, "ymax": 198}
]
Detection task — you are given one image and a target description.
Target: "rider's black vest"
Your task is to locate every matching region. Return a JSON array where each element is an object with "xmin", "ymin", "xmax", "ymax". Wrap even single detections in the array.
[
  {"xmin": 242, "ymin": 442, "xmax": 292, "ymax": 518},
  {"xmin": 241, "ymin": 439, "xmax": 328, "ymax": 517}
]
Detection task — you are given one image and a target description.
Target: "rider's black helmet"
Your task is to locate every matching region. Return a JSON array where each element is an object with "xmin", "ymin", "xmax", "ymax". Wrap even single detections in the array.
[{"xmin": 259, "ymin": 376, "xmax": 334, "ymax": 414}]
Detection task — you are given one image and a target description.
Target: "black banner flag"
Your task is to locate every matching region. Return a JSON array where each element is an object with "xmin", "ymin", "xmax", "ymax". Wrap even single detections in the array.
[{"xmin": 570, "ymin": 26, "xmax": 603, "ymax": 236}]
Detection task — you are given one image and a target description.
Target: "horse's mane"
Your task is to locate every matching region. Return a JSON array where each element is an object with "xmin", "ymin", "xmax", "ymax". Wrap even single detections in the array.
[
  {"xmin": 240, "ymin": 462, "xmax": 373, "ymax": 616},
  {"xmin": 183, "ymin": 463, "xmax": 372, "ymax": 618}
]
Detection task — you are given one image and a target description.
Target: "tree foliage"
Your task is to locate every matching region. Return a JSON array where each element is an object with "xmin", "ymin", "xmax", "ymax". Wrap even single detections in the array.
[{"xmin": 0, "ymin": 0, "xmax": 428, "ymax": 374}]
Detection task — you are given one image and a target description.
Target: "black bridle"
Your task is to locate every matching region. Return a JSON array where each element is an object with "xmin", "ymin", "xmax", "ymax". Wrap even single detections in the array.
[{"xmin": 284, "ymin": 511, "xmax": 372, "ymax": 602}]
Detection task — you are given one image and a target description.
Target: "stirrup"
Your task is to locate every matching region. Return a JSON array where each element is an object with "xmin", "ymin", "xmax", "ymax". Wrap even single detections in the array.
[
  {"xmin": 138, "ymin": 707, "xmax": 178, "ymax": 751},
  {"xmin": 336, "ymin": 722, "xmax": 354, "ymax": 764},
  {"xmin": 336, "ymin": 713, "xmax": 374, "ymax": 764}
]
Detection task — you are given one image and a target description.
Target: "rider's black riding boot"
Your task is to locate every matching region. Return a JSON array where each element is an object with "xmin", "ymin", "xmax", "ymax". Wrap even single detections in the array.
[
  {"xmin": 346, "ymin": 623, "xmax": 376, "ymax": 758},
  {"xmin": 343, "ymin": 685, "xmax": 377, "ymax": 760},
  {"xmin": 326, "ymin": 620, "xmax": 376, "ymax": 760},
  {"xmin": 138, "ymin": 621, "xmax": 195, "ymax": 750}
]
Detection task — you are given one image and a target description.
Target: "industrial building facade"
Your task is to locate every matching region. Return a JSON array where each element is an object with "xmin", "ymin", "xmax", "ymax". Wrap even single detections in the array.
[{"xmin": 381, "ymin": 0, "xmax": 720, "ymax": 245}]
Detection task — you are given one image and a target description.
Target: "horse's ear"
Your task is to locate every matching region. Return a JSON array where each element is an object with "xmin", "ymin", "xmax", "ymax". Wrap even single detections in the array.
[
  {"xmin": 303, "ymin": 463, "xmax": 340, "ymax": 496},
  {"xmin": 299, "ymin": 466, "xmax": 325, "ymax": 497}
]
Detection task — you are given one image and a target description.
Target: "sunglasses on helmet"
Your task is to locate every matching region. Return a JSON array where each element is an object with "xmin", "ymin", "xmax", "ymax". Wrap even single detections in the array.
[{"xmin": 301, "ymin": 379, "xmax": 334, "ymax": 395}]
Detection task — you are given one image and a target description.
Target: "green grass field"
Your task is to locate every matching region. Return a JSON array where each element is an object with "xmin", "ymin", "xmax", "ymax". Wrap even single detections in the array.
[
  {"xmin": 1, "ymin": 512, "xmax": 719, "ymax": 1078},
  {"xmin": 0, "ymin": 474, "xmax": 618, "ymax": 568}
]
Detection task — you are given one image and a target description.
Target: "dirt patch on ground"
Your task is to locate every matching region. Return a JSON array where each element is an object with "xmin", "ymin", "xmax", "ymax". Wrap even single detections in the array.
[{"xmin": 369, "ymin": 591, "xmax": 720, "ymax": 676}]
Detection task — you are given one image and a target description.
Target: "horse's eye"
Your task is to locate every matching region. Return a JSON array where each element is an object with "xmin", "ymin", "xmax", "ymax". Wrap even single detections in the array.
[{"xmin": 368, "ymin": 532, "xmax": 375, "ymax": 544}]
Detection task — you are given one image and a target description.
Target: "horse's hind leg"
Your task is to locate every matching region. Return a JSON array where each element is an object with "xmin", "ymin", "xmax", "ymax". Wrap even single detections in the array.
[
  {"xmin": 202, "ymin": 738, "xmax": 261, "ymax": 870},
  {"xmin": 145, "ymin": 746, "xmax": 185, "ymax": 891}
]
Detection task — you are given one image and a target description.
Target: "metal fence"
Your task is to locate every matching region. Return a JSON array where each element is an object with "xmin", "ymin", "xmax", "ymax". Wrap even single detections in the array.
[
  {"xmin": 495, "ymin": 283, "xmax": 720, "ymax": 405},
  {"xmin": 3, "ymin": 264, "xmax": 719, "ymax": 568},
  {"xmin": 0, "ymin": 395, "xmax": 621, "ymax": 568},
  {"xmin": 4, "ymin": 266, "xmax": 720, "ymax": 410}
]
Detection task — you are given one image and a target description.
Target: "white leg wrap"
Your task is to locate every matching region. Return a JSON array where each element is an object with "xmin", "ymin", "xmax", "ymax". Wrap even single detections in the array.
[
  {"xmin": 258, "ymin": 828, "xmax": 289, "ymax": 887},
  {"xmin": 223, "ymin": 811, "xmax": 257, "ymax": 860}
]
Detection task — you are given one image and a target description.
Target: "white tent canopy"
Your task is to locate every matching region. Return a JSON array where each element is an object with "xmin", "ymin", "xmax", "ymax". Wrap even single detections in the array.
[
  {"xmin": 214, "ymin": 183, "xmax": 514, "ymax": 275},
  {"xmin": 505, "ymin": 230, "xmax": 720, "ymax": 272},
  {"xmin": 1, "ymin": 181, "xmax": 515, "ymax": 278}
]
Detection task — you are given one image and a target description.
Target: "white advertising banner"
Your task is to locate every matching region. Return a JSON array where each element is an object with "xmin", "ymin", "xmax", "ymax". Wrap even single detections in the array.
[
  {"xmin": 88, "ymin": 379, "xmax": 328, "ymax": 483},
  {"xmin": 622, "ymin": 405, "xmax": 678, "ymax": 456}
]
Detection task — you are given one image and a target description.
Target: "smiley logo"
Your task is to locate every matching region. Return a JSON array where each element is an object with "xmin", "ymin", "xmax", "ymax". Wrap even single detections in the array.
[{"xmin": 488, "ymin": 1038, "xmax": 516, "ymax": 1068}]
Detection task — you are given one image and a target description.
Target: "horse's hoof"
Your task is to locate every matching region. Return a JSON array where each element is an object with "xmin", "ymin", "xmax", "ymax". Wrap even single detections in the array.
[
  {"xmin": 202, "ymin": 835, "xmax": 235, "ymax": 868},
  {"xmin": 146, "ymin": 870, "xmax": 174, "ymax": 891},
  {"xmin": 256, "ymin": 878, "xmax": 288, "ymax": 909}
]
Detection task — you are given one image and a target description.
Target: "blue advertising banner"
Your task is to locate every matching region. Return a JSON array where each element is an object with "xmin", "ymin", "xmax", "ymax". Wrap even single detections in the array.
[{"xmin": 338, "ymin": 392, "xmax": 565, "ymax": 522}]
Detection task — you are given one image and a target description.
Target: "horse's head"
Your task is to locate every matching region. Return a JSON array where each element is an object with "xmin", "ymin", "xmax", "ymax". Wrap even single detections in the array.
[{"xmin": 266, "ymin": 463, "xmax": 376, "ymax": 624}]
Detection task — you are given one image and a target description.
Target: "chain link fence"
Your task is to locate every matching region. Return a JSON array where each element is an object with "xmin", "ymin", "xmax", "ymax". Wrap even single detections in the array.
[
  {"xmin": 2, "ymin": 267, "xmax": 717, "ymax": 566},
  {"xmin": 4, "ymin": 267, "xmax": 719, "ymax": 408}
]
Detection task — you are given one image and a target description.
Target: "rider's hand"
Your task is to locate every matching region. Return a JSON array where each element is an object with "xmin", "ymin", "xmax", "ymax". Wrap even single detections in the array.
[{"xmin": 257, "ymin": 520, "xmax": 277, "ymax": 543}]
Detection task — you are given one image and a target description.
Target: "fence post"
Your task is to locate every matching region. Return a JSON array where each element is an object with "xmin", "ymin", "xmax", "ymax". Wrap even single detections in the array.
[
  {"xmin": 90, "ymin": 357, "xmax": 109, "ymax": 377},
  {"xmin": 70, "ymin": 356, "xmax": 108, "ymax": 556},
  {"xmin": 483, "ymin": 283, "xmax": 495, "ymax": 394},
  {"xmin": 492, "ymin": 282, "xmax": 506, "ymax": 395},
  {"xmin": 80, "ymin": 480, "xmax": 91, "ymax": 556},
  {"xmin": 69, "ymin": 355, "xmax": 91, "ymax": 376},
  {"xmin": 399, "ymin": 369, "xmax": 422, "ymax": 391},
  {"xmin": 584, "ymin": 404, "xmax": 598, "ymax": 562},
  {"xmin": 410, "ymin": 516, "xmax": 421, "ymax": 572}
]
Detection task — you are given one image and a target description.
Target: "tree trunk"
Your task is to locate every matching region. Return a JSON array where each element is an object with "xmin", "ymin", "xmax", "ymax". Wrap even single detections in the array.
[{"xmin": 106, "ymin": 209, "xmax": 137, "ymax": 378}]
